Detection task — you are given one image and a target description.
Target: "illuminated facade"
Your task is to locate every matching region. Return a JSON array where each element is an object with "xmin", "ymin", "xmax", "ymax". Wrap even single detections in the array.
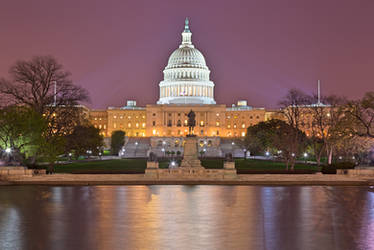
[{"xmin": 89, "ymin": 19, "xmax": 276, "ymax": 138}]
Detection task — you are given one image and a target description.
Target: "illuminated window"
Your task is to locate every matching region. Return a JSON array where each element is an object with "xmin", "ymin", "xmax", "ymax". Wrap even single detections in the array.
[
  {"xmin": 128, "ymin": 116, "xmax": 131, "ymax": 119},
  {"xmin": 200, "ymin": 121, "xmax": 204, "ymax": 127},
  {"xmin": 94, "ymin": 118, "xmax": 97, "ymax": 121},
  {"xmin": 136, "ymin": 123, "xmax": 139, "ymax": 128},
  {"xmin": 114, "ymin": 115, "xmax": 117, "ymax": 119},
  {"xmin": 128, "ymin": 123, "xmax": 131, "ymax": 128},
  {"xmin": 99, "ymin": 125, "xmax": 102, "ymax": 129},
  {"xmin": 120, "ymin": 116, "xmax": 123, "ymax": 119},
  {"xmin": 103, "ymin": 125, "xmax": 106, "ymax": 129},
  {"xmin": 114, "ymin": 123, "xmax": 117, "ymax": 129},
  {"xmin": 152, "ymin": 129, "xmax": 157, "ymax": 135},
  {"xmin": 241, "ymin": 132, "xmax": 245, "ymax": 137},
  {"xmin": 216, "ymin": 121, "xmax": 220, "ymax": 127},
  {"xmin": 184, "ymin": 120, "xmax": 188, "ymax": 126},
  {"xmin": 216, "ymin": 113, "xmax": 219, "ymax": 116},
  {"xmin": 99, "ymin": 118, "xmax": 102, "ymax": 121},
  {"xmin": 242, "ymin": 123, "xmax": 245, "ymax": 128},
  {"xmin": 142, "ymin": 123, "xmax": 146, "ymax": 128},
  {"xmin": 142, "ymin": 115, "xmax": 145, "ymax": 119},
  {"xmin": 227, "ymin": 125, "xmax": 231, "ymax": 128},
  {"xmin": 136, "ymin": 116, "xmax": 138, "ymax": 118},
  {"xmin": 234, "ymin": 124, "xmax": 237, "ymax": 128}
]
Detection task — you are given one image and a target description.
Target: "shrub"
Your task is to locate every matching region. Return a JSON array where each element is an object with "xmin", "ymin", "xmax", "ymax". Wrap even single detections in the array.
[
  {"xmin": 321, "ymin": 165, "xmax": 337, "ymax": 174},
  {"xmin": 331, "ymin": 162, "xmax": 355, "ymax": 169}
]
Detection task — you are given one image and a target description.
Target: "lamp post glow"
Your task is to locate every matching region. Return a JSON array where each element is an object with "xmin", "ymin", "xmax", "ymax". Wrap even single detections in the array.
[{"xmin": 5, "ymin": 148, "xmax": 11, "ymax": 154}]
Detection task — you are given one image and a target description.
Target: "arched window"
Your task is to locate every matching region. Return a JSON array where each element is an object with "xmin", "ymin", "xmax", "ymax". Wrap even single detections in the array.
[{"xmin": 177, "ymin": 120, "xmax": 182, "ymax": 127}]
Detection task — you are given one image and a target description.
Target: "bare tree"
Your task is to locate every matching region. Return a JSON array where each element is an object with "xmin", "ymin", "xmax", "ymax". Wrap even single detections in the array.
[
  {"xmin": 0, "ymin": 56, "xmax": 88, "ymax": 112},
  {"xmin": 346, "ymin": 92, "xmax": 374, "ymax": 138},
  {"xmin": 0, "ymin": 56, "xmax": 89, "ymax": 137},
  {"xmin": 278, "ymin": 89, "xmax": 309, "ymax": 169},
  {"xmin": 0, "ymin": 56, "xmax": 90, "ymax": 167}
]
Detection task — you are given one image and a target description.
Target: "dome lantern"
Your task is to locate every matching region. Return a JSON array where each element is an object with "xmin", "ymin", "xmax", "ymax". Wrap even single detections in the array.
[{"xmin": 181, "ymin": 17, "xmax": 193, "ymax": 48}]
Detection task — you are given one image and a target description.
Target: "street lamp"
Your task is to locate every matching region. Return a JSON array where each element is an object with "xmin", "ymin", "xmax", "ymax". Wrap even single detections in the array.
[
  {"xmin": 265, "ymin": 151, "xmax": 270, "ymax": 156},
  {"xmin": 5, "ymin": 148, "xmax": 11, "ymax": 154},
  {"xmin": 303, "ymin": 153, "xmax": 308, "ymax": 163}
]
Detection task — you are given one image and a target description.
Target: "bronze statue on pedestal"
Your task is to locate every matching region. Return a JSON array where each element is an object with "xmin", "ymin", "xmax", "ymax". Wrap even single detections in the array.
[{"xmin": 187, "ymin": 110, "xmax": 196, "ymax": 136}]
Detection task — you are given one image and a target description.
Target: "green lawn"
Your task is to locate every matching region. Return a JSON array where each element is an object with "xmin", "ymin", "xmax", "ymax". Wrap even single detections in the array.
[{"xmin": 46, "ymin": 158, "xmax": 319, "ymax": 173}]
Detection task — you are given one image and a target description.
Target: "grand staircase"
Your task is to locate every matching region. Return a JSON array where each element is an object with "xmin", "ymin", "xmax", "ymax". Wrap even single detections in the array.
[{"xmin": 121, "ymin": 137, "xmax": 150, "ymax": 158}]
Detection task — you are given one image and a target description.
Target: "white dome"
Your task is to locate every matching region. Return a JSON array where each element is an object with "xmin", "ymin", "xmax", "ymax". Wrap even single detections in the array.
[
  {"xmin": 157, "ymin": 18, "xmax": 216, "ymax": 105},
  {"xmin": 166, "ymin": 47, "xmax": 207, "ymax": 70}
]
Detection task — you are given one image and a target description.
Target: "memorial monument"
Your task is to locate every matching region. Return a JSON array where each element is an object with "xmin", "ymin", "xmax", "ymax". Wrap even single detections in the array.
[{"xmin": 180, "ymin": 110, "xmax": 204, "ymax": 169}]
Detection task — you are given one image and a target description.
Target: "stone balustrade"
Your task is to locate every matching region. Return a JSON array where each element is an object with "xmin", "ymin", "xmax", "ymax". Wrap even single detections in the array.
[{"xmin": 0, "ymin": 166, "xmax": 46, "ymax": 179}]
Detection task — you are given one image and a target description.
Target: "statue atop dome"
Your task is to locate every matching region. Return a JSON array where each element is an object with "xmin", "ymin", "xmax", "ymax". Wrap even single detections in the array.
[{"xmin": 184, "ymin": 17, "xmax": 190, "ymax": 32}]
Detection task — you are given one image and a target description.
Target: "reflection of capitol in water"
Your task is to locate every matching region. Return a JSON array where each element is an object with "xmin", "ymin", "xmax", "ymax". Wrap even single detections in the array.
[
  {"xmin": 0, "ymin": 186, "xmax": 372, "ymax": 249},
  {"xmin": 89, "ymin": 18, "xmax": 277, "ymax": 147}
]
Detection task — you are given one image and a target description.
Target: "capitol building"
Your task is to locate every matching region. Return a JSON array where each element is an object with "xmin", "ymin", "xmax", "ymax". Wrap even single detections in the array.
[{"xmin": 89, "ymin": 19, "xmax": 276, "ymax": 156}]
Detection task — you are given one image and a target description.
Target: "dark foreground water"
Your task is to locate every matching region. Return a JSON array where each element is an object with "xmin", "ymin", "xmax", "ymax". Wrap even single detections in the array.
[{"xmin": 0, "ymin": 186, "xmax": 374, "ymax": 250}]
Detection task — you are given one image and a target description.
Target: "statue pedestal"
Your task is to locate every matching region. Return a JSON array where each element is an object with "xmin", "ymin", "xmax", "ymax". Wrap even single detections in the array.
[
  {"xmin": 223, "ymin": 161, "xmax": 237, "ymax": 179},
  {"xmin": 180, "ymin": 136, "xmax": 204, "ymax": 169},
  {"xmin": 145, "ymin": 161, "xmax": 159, "ymax": 178}
]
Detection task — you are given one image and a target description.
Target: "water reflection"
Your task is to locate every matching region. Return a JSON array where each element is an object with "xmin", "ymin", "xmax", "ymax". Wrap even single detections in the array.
[{"xmin": 0, "ymin": 186, "xmax": 373, "ymax": 250}]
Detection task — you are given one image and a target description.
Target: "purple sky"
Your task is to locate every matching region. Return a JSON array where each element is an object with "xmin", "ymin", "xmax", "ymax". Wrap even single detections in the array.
[{"xmin": 1, "ymin": 0, "xmax": 373, "ymax": 109}]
